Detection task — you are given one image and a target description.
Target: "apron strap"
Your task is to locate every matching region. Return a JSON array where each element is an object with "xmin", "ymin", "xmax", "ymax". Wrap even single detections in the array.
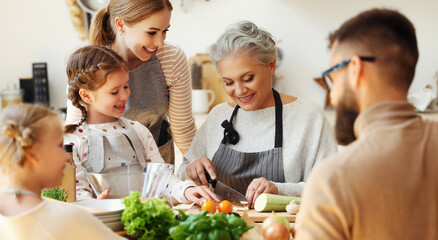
[
  {"xmin": 273, "ymin": 89, "xmax": 283, "ymax": 148},
  {"xmin": 221, "ymin": 105, "xmax": 240, "ymax": 144},
  {"xmin": 119, "ymin": 118, "xmax": 147, "ymax": 169},
  {"xmin": 149, "ymin": 52, "xmax": 158, "ymax": 61},
  {"xmin": 88, "ymin": 130, "xmax": 105, "ymax": 172},
  {"xmin": 220, "ymin": 88, "xmax": 283, "ymax": 147}
]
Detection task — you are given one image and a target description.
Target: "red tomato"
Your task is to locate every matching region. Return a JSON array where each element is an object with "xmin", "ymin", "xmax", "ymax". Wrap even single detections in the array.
[
  {"xmin": 218, "ymin": 200, "xmax": 233, "ymax": 213},
  {"xmin": 201, "ymin": 200, "xmax": 216, "ymax": 214}
]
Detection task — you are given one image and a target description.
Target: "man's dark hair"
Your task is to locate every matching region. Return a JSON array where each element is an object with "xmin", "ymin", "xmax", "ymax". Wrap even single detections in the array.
[{"xmin": 329, "ymin": 8, "xmax": 418, "ymax": 91}]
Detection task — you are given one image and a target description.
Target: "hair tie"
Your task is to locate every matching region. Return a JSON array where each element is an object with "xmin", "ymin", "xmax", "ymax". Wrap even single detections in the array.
[
  {"xmin": 221, "ymin": 120, "xmax": 239, "ymax": 145},
  {"xmin": 2, "ymin": 120, "xmax": 34, "ymax": 147},
  {"xmin": 3, "ymin": 120, "xmax": 19, "ymax": 139}
]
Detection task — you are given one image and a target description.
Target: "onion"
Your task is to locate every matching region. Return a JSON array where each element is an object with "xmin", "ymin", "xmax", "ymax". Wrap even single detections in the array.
[
  {"xmin": 262, "ymin": 212, "xmax": 290, "ymax": 233},
  {"xmin": 262, "ymin": 222, "xmax": 290, "ymax": 240}
]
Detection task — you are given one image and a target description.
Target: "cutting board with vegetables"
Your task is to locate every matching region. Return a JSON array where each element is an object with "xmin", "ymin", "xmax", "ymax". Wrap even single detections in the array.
[{"xmin": 183, "ymin": 205, "xmax": 296, "ymax": 222}]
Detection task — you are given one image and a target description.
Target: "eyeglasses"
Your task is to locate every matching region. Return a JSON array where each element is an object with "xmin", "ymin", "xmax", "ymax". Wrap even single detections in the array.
[{"xmin": 322, "ymin": 56, "xmax": 376, "ymax": 90}]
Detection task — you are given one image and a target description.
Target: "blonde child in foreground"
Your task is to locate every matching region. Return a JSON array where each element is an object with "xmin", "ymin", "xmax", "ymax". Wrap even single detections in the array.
[
  {"xmin": 0, "ymin": 104, "xmax": 123, "ymax": 240},
  {"xmin": 64, "ymin": 45, "xmax": 218, "ymax": 205}
]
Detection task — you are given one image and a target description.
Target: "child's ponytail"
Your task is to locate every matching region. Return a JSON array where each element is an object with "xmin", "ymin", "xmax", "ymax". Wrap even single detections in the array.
[{"xmin": 0, "ymin": 104, "xmax": 58, "ymax": 171}]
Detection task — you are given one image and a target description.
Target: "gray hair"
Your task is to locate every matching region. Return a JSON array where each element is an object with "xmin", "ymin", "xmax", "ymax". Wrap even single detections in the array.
[{"xmin": 209, "ymin": 21, "xmax": 277, "ymax": 69}]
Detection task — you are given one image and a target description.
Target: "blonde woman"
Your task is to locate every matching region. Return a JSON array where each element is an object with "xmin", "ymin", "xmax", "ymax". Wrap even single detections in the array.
[{"xmin": 0, "ymin": 104, "xmax": 123, "ymax": 239}]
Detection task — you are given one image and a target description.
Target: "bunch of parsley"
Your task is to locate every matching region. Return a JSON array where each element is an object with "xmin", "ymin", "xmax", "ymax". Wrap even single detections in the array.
[
  {"xmin": 121, "ymin": 191, "xmax": 177, "ymax": 240},
  {"xmin": 41, "ymin": 188, "xmax": 68, "ymax": 202}
]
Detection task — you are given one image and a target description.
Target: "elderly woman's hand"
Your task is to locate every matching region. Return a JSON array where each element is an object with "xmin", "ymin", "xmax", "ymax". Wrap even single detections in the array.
[
  {"xmin": 186, "ymin": 158, "xmax": 216, "ymax": 187},
  {"xmin": 245, "ymin": 177, "xmax": 278, "ymax": 208}
]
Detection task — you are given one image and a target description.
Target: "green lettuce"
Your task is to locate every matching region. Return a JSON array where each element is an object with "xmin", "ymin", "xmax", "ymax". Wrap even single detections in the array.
[{"xmin": 121, "ymin": 191, "xmax": 177, "ymax": 240}]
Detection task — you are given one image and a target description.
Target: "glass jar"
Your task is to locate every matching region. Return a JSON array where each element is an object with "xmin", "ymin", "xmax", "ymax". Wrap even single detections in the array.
[{"xmin": 1, "ymin": 88, "xmax": 23, "ymax": 109}]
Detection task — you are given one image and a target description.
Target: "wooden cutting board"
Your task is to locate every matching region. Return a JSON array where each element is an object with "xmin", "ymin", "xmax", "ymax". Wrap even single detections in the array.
[{"xmin": 183, "ymin": 204, "xmax": 296, "ymax": 223}]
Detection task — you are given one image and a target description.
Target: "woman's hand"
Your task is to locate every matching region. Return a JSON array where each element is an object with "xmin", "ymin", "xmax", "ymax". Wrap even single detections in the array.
[
  {"xmin": 185, "ymin": 158, "xmax": 216, "ymax": 187},
  {"xmin": 245, "ymin": 177, "xmax": 278, "ymax": 208},
  {"xmin": 184, "ymin": 186, "xmax": 220, "ymax": 206},
  {"xmin": 97, "ymin": 189, "xmax": 109, "ymax": 199}
]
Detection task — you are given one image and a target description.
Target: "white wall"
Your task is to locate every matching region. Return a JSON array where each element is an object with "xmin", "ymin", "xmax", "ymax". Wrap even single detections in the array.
[
  {"xmin": 0, "ymin": 0, "xmax": 87, "ymax": 109},
  {"xmin": 1, "ymin": 0, "xmax": 437, "ymax": 109}
]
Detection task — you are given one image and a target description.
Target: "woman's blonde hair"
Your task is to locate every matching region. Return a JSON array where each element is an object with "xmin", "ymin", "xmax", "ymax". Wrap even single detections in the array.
[
  {"xmin": 89, "ymin": 0, "xmax": 173, "ymax": 46},
  {"xmin": 65, "ymin": 45, "xmax": 128, "ymax": 133},
  {"xmin": 0, "ymin": 104, "xmax": 59, "ymax": 171}
]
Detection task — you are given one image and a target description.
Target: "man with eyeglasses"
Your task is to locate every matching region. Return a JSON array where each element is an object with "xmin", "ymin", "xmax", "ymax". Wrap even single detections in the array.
[{"xmin": 294, "ymin": 8, "xmax": 438, "ymax": 240}]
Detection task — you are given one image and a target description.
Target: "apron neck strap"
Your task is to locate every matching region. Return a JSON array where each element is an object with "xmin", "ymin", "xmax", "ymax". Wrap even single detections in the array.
[
  {"xmin": 273, "ymin": 88, "xmax": 283, "ymax": 148},
  {"xmin": 221, "ymin": 105, "xmax": 240, "ymax": 144},
  {"xmin": 221, "ymin": 88, "xmax": 283, "ymax": 147},
  {"xmin": 149, "ymin": 52, "xmax": 158, "ymax": 61}
]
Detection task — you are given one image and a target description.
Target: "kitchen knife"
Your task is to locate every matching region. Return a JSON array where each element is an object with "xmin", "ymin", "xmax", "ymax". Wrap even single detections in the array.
[{"xmin": 205, "ymin": 172, "xmax": 249, "ymax": 204}]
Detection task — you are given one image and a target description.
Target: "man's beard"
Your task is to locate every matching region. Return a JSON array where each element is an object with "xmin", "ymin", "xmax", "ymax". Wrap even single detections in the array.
[{"xmin": 334, "ymin": 82, "xmax": 359, "ymax": 146}]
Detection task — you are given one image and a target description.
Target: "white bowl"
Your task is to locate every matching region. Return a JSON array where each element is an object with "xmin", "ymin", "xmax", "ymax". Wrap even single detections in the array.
[
  {"xmin": 72, "ymin": 199, "xmax": 124, "ymax": 216},
  {"xmin": 104, "ymin": 220, "xmax": 124, "ymax": 232},
  {"xmin": 98, "ymin": 214, "xmax": 122, "ymax": 223}
]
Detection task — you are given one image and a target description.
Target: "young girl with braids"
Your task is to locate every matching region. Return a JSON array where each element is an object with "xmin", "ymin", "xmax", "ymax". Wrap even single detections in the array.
[
  {"xmin": 64, "ymin": 45, "xmax": 218, "ymax": 205},
  {"xmin": 0, "ymin": 104, "xmax": 123, "ymax": 239}
]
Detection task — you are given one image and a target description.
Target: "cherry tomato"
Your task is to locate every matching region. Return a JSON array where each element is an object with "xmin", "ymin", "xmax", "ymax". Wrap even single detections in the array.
[
  {"xmin": 201, "ymin": 200, "xmax": 216, "ymax": 214},
  {"xmin": 218, "ymin": 200, "xmax": 233, "ymax": 213}
]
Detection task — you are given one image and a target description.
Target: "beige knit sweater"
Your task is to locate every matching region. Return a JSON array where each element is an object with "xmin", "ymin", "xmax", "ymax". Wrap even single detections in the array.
[{"xmin": 295, "ymin": 101, "xmax": 438, "ymax": 240}]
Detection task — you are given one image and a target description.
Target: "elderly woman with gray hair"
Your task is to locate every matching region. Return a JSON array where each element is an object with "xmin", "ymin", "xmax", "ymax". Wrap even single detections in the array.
[{"xmin": 178, "ymin": 21, "xmax": 337, "ymax": 206}]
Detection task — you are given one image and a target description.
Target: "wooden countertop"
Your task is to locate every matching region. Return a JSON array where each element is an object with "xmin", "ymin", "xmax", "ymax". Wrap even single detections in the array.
[{"xmin": 179, "ymin": 204, "xmax": 296, "ymax": 223}]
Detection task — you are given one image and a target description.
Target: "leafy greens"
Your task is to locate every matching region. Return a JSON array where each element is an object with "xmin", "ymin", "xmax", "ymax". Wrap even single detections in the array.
[{"xmin": 121, "ymin": 191, "xmax": 177, "ymax": 240}]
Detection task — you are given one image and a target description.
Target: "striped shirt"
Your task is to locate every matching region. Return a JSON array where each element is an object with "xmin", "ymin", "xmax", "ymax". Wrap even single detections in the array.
[{"xmin": 65, "ymin": 43, "xmax": 196, "ymax": 151}]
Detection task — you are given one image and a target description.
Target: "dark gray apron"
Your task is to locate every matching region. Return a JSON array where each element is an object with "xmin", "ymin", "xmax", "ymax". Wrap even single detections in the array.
[
  {"xmin": 211, "ymin": 89, "xmax": 285, "ymax": 195},
  {"xmin": 84, "ymin": 119, "xmax": 147, "ymax": 199},
  {"xmin": 124, "ymin": 53, "xmax": 174, "ymax": 164}
]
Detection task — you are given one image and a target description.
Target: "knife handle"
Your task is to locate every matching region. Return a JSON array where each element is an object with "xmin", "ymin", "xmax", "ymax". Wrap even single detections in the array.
[{"xmin": 205, "ymin": 171, "xmax": 217, "ymax": 188}]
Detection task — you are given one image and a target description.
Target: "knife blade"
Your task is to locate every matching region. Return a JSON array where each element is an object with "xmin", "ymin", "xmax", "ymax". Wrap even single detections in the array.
[{"xmin": 205, "ymin": 172, "xmax": 249, "ymax": 204}]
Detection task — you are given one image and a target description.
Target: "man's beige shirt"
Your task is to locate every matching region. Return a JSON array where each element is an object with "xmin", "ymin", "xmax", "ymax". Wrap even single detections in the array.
[{"xmin": 295, "ymin": 101, "xmax": 438, "ymax": 240}]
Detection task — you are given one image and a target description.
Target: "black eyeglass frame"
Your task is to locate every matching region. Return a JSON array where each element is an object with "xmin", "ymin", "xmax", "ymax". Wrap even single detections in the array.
[{"xmin": 321, "ymin": 56, "xmax": 376, "ymax": 90}]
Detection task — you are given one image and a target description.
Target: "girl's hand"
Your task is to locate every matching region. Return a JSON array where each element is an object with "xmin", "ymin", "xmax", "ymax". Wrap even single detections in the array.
[
  {"xmin": 245, "ymin": 177, "xmax": 278, "ymax": 208},
  {"xmin": 97, "ymin": 189, "xmax": 109, "ymax": 199},
  {"xmin": 185, "ymin": 158, "xmax": 216, "ymax": 187},
  {"xmin": 184, "ymin": 186, "xmax": 220, "ymax": 206}
]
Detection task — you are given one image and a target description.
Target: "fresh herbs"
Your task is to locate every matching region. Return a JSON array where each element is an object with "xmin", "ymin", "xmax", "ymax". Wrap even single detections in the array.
[
  {"xmin": 169, "ymin": 210, "xmax": 253, "ymax": 240},
  {"xmin": 121, "ymin": 191, "xmax": 253, "ymax": 240},
  {"xmin": 121, "ymin": 191, "xmax": 177, "ymax": 240},
  {"xmin": 41, "ymin": 188, "xmax": 68, "ymax": 202}
]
